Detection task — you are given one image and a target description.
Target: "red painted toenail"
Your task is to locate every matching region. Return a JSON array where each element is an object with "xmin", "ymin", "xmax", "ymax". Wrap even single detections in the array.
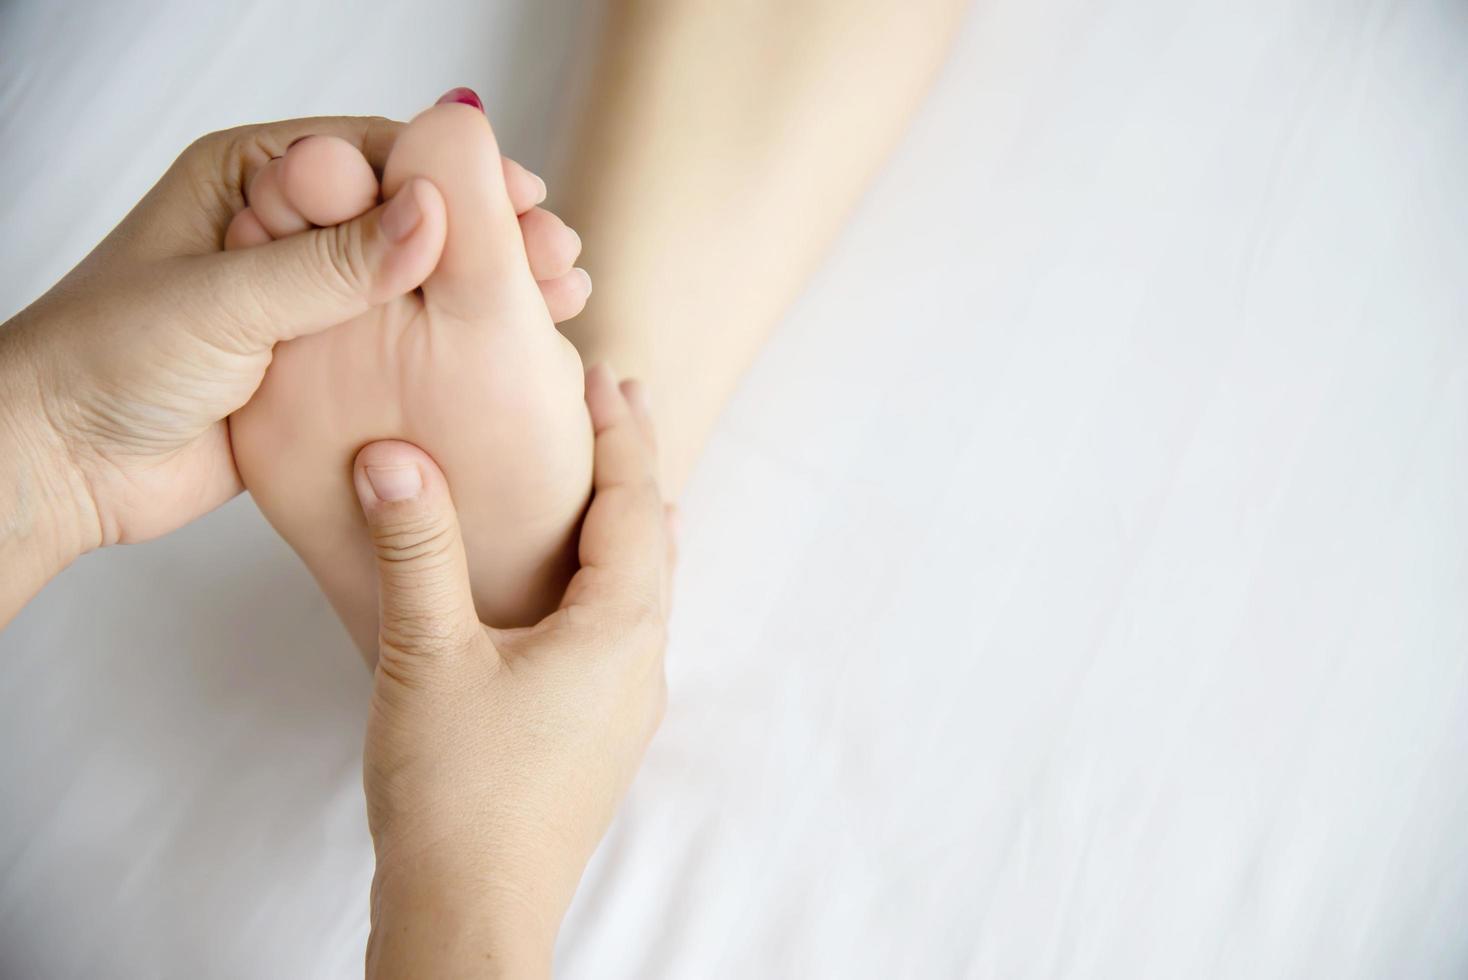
[{"xmin": 436, "ymin": 87, "xmax": 484, "ymax": 112}]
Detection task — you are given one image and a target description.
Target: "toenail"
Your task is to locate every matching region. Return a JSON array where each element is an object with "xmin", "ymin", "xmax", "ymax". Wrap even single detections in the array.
[{"xmin": 435, "ymin": 86, "xmax": 484, "ymax": 112}]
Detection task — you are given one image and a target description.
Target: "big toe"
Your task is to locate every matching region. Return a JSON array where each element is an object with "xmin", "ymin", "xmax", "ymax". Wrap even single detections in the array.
[
  {"xmin": 235, "ymin": 135, "xmax": 381, "ymax": 243},
  {"xmin": 279, "ymin": 135, "xmax": 380, "ymax": 227},
  {"xmin": 382, "ymin": 101, "xmax": 540, "ymax": 321}
]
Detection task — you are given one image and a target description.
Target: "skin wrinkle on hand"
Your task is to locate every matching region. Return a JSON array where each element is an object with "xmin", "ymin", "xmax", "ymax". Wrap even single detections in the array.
[
  {"xmin": 0, "ymin": 331, "xmax": 53, "ymax": 546},
  {"xmin": 0, "ymin": 466, "xmax": 35, "ymax": 544}
]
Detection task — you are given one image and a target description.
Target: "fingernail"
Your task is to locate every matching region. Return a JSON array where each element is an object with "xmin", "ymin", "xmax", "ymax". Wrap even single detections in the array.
[
  {"xmin": 532, "ymin": 173, "xmax": 548, "ymax": 205},
  {"xmin": 575, "ymin": 267, "xmax": 592, "ymax": 295},
  {"xmin": 381, "ymin": 182, "xmax": 422, "ymax": 243},
  {"xmin": 436, "ymin": 86, "xmax": 484, "ymax": 112},
  {"xmin": 363, "ymin": 464, "xmax": 423, "ymax": 502}
]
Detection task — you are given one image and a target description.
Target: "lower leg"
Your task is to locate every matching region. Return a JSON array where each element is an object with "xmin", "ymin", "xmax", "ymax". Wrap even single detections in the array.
[{"xmin": 557, "ymin": 0, "xmax": 969, "ymax": 492}]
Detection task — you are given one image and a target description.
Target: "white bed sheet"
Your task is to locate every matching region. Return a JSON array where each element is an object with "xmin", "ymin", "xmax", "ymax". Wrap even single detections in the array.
[{"xmin": 2, "ymin": 0, "xmax": 1466, "ymax": 976}]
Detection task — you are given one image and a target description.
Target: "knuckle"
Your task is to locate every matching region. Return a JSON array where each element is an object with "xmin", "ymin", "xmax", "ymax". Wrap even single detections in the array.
[
  {"xmin": 378, "ymin": 609, "xmax": 478, "ymax": 660},
  {"xmin": 601, "ymin": 483, "xmax": 663, "ymax": 531},
  {"xmin": 558, "ymin": 592, "xmax": 660, "ymax": 650},
  {"xmin": 639, "ymin": 479, "xmax": 667, "ymax": 520},
  {"xmin": 189, "ymin": 257, "xmax": 276, "ymax": 354},
  {"xmin": 181, "ymin": 127, "xmax": 236, "ymax": 163},
  {"xmin": 179, "ymin": 127, "xmax": 263, "ymax": 198},
  {"xmin": 371, "ymin": 514, "xmax": 457, "ymax": 565},
  {"xmin": 619, "ymin": 596, "xmax": 668, "ymax": 655},
  {"xmin": 312, "ymin": 221, "xmax": 372, "ymax": 301}
]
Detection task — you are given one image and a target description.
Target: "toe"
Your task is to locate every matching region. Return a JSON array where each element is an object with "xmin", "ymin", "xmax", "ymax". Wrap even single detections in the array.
[
  {"xmin": 246, "ymin": 158, "xmax": 309, "ymax": 238},
  {"xmin": 224, "ymin": 207, "xmax": 272, "ymax": 250},
  {"xmin": 519, "ymin": 207, "xmax": 582, "ymax": 281},
  {"xmin": 279, "ymin": 135, "xmax": 380, "ymax": 227},
  {"xmin": 381, "ymin": 102, "xmax": 541, "ymax": 321},
  {"xmin": 539, "ymin": 268, "xmax": 592, "ymax": 323},
  {"xmin": 502, "ymin": 157, "xmax": 547, "ymax": 215}
]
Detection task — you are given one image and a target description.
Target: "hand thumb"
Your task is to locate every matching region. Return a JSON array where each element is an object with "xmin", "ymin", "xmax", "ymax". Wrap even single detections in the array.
[
  {"xmin": 196, "ymin": 177, "xmax": 446, "ymax": 350},
  {"xmin": 353, "ymin": 440, "xmax": 482, "ymax": 661}
]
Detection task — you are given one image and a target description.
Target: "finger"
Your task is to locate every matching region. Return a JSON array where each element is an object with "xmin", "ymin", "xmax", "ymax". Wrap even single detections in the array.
[
  {"xmin": 503, "ymin": 157, "xmax": 547, "ymax": 214},
  {"xmin": 519, "ymin": 207, "xmax": 581, "ymax": 281},
  {"xmin": 353, "ymin": 440, "xmax": 484, "ymax": 661},
  {"xmin": 183, "ymin": 176, "xmax": 447, "ymax": 351},
  {"xmin": 587, "ymin": 364, "xmax": 658, "ymax": 494},
  {"xmin": 561, "ymin": 365, "xmax": 668, "ymax": 613},
  {"xmin": 619, "ymin": 379, "xmax": 657, "ymax": 456},
  {"xmin": 539, "ymin": 269, "xmax": 592, "ymax": 323}
]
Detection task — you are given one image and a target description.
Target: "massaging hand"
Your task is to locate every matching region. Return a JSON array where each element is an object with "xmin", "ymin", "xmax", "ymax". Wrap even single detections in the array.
[
  {"xmin": 356, "ymin": 366, "xmax": 675, "ymax": 978},
  {"xmin": 2, "ymin": 114, "xmax": 553, "ymax": 554}
]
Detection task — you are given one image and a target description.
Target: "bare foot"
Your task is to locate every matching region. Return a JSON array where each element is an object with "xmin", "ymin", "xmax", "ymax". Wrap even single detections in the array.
[{"xmin": 229, "ymin": 95, "xmax": 593, "ymax": 659}]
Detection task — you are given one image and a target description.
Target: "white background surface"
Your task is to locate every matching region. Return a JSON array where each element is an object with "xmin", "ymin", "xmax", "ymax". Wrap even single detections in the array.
[{"xmin": 2, "ymin": 0, "xmax": 1466, "ymax": 976}]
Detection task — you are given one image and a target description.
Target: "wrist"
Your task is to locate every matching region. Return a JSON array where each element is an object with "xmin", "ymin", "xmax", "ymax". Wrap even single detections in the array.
[
  {"xmin": 368, "ymin": 851, "xmax": 559, "ymax": 980},
  {"xmin": 0, "ymin": 321, "xmax": 101, "ymax": 614}
]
